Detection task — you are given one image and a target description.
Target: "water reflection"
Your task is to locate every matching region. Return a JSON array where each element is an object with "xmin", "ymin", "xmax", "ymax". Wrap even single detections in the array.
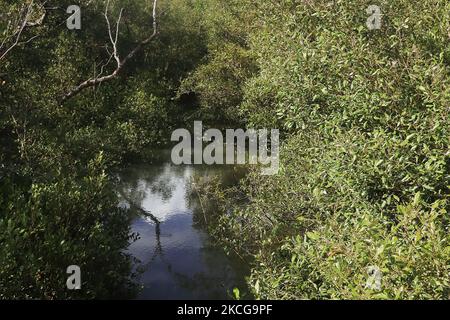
[{"xmin": 118, "ymin": 161, "xmax": 249, "ymax": 300}]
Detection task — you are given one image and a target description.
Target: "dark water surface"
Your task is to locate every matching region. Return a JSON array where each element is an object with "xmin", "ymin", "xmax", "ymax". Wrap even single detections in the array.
[{"xmin": 118, "ymin": 158, "xmax": 250, "ymax": 300}]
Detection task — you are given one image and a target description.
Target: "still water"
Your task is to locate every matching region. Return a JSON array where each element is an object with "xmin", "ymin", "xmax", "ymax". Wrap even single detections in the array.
[{"xmin": 118, "ymin": 156, "xmax": 250, "ymax": 299}]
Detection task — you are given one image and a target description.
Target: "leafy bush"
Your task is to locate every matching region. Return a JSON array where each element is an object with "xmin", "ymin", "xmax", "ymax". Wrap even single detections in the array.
[
  {"xmin": 0, "ymin": 153, "xmax": 135, "ymax": 299},
  {"xmin": 200, "ymin": 0, "xmax": 450, "ymax": 299},
  {"xmin": 250, "ymin": 196, "xmax": 449, "ymax": 300}
]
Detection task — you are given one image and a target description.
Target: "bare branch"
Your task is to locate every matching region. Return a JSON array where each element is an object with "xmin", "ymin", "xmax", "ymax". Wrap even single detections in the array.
[
  {"xmin": 0, "ymin": 2, "xmax": 33, "ymax": 61},
  {"xmin": 104, "ymin": 0, "xmax": 123, "ymax": 67},
  {"xmin": 0, "ymin": 1, "xmax": 48, "ymax": 62},
  {"xmin": 62, "ymin": 0, "xmax": 159, "ymax": 103}
]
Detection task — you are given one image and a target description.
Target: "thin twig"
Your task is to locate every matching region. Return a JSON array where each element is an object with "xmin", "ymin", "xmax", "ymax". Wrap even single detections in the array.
[
  {"xmin": 61, "ymin": 0, "xmax": 159, "ymax": 102},
  {"xmin": 0, "ymin": 1, "xmax": 48, "ymax": 61}
]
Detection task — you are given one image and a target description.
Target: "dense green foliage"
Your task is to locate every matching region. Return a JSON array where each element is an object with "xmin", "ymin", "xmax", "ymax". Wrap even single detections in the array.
[
  {"xmin": 193, "ymin": 0, "xmax": 450, "ymax": 299},
  {"xmin": 0, "ymin": 0, "xmax": 206, "ymax": 298},
  {"xmin": 1, "ymin": 0, "xmax": 449, "ymax": 300}
]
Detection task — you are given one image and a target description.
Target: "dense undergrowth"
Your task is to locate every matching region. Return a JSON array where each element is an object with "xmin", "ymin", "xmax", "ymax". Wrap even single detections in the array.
[
  {"xmin": 192, "ymin": 0, "xmax": 450, "ymax": 299},
  {"xmin": 1, "ymin": 0, "xmax": 449, "ymax": 299}
]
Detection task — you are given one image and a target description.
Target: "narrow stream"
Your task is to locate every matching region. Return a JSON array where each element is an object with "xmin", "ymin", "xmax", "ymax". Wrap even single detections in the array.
[{"xmin": 117, "ymin": 153, "xmax": 250, "ymax": 299}]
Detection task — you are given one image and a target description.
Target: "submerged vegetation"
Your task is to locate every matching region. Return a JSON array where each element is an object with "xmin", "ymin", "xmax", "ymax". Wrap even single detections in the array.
[{"xmin": 1, "ymin": 0, "xmax": 449, "ymax": 299}]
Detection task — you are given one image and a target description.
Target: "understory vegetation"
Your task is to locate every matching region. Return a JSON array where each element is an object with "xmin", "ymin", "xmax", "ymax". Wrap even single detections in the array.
[
  {"xmin": 1, "ymin": 0, "xmax": 449, "ymax": 299},
  {"xmin": 193, "ymin": 0, "xmax": 450, "ymax": 299}
]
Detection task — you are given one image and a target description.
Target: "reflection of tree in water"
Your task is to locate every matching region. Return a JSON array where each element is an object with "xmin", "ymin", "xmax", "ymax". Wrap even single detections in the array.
[
  {"xmin": 118, "ymin": 188, "xmax": 165, "ymax": 264},
  {"xmin": 117, "ymin": 164, "xmax": 176, "ymax": 276},
  {"xmin": 118, "ymin": 163, "xmax": 193, "ymax": 281},
  {"xmin": 118, "ymin": 163, "xmax": 182, "ymax": 205},
  {"xmin": 117, "ymin": 162, "xmax": 250, "ymax": 299}
]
